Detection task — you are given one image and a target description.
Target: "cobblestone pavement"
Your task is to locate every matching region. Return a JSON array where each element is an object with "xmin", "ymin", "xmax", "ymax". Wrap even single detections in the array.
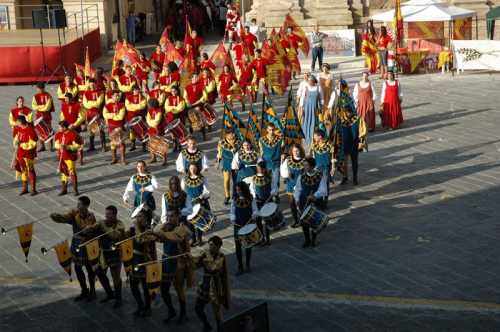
[{"xmin": 1, "ymin": 71, "xmax": 500, "ymax": 331}]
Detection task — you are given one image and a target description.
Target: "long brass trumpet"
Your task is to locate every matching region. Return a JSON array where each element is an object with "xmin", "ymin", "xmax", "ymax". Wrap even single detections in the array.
[
  {"xmin": 110, "ymin": 230, "xmax": 152, "ymax": 251},
  {"xmin": 1, "ymin": 216, "xmax": 51, "ymax": 235},
  {"xmin": 133, "ymin": 253, "xmax": 190, "ymax": 271},
  {"xmin": 40, "ymin": 227, "xmax": 87, "ymax": 255},
  {"xmin": 75, "ymin": 230, "xmax": 115, "ymax": 252}
]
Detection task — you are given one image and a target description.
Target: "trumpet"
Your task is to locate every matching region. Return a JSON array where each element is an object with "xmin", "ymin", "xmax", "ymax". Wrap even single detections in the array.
[
  {"xmin": 1, "ymin": 216, "xmax": 51, "ymax": 235},
  {"xmin": 75, "ymin": 229, "xmax": 115, "ymax": 252},
  {"xmin": 40, "ymin": 227, "xmax": 88, "ymax": 254},
  {"xmin": 133, "ymin": 253, "xmax": 190, "ymax": 272},
  {"xmin": 110, "ymin": 230, "xmax": 152, "ymax": 251}
]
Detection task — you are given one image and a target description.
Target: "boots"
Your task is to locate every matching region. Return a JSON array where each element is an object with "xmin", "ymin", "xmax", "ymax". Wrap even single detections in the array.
[
  {"xmin": 100, "ymin": 132, "xmax": 107, "ymax": 152},
  {"xmin": 87, "ymin": 136, "xmax": 95, "ymax": 152},
  {"xmin": 129, "ymin": 139, "xmax": 136, "ymax": 151},
  {"xmin": 119, "ymin": 144, "xmax": 128, "ymax": 165},
  {"xmin": 79, "ymin": 150, "xmax": 84, "ymax": 165},
  {"xmin": 71, "ymin": 175, "xmax": 79, "ymax": 196},
  {"xmin": 29, "ymin": 171, "xmax": 37, "ymax": 196},
  {"xmin": 59, "ymin": 181, "xmax": 68, "ymax": 196},
  {"xmin": 19, "ymin": 181, "xmax": 28, "ymax": 195},
  {"xmin": 110, "ymin": 149, "xmax": 118, "ymax": 164}
]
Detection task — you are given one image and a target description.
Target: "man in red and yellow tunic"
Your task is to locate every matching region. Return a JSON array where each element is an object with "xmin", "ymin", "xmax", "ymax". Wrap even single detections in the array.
[
  {"xmin": 74, "ymin": 67, "xmax": 88, "ymax": 101},
  {"xmin": 183, "ymin": 74, "xmax": 207, "ymax": 140},
  {"xmin": 185, "ymin": 30, "xmax": 203, "ymax": 60},
  {"xmin": 243, "ymin": 26, "xmax": 258, "ymax": 57},
  {"xmin": 125, "ymin": 85, "xmax": 147, "ymax": 151},
  {"xmin": 159, "ymin": 65, "xmax": 180, "ymax": 95},
  {"xmin": 95, "ymin": 67, "xmax": 108, "ymax": 92},
  {"xmin": 32, "ymin": 82, "xmax": 55, "ymax": 152},
  {"xmin": 250, "ymin": 49, "xmax": 272, "ymax": 96},
  {"xmin": 55, "ymin": 121, "xmax": 83, "ymax": 196},
  {"xmin": 103, "ymin": 91, "xmax": 127, "ymax": 165},
  {"xmin": 9, "ymin": 96, "xmax": 33, "ymax": 139},
  {"xmin": 105, "ymin": 80, "xmax": 121, "ymax": 105},
  {"xmin": 175, "ymin": 40, "xmax": 186, "ymax": 57},
  {"xmin": 200, "ymin": 68, "xmax": 217, "ymax": 105},
  {"xmin": 165, "ymin": 86, "xmax": 187, "ymax": 124},
  {"xmin": 112, "ymin": 60, "xmax": 125, "ymax": 79},
  {"xmin": 200, "ymin": 53, "xmax": 216, "ymax": 73},
  {"xmin": 147, "ymin": 81, "xmax": 166, "ymax": 108},
  {"xmin": 282, "ymin": 27, "xmax": 302, "ymax": 77},
  {"xmin": 146, "ymin": 99, "xmax": 167, "ymax": 165},
  {"xmin": 134, "ymin": 53, "xmax": 151, "ymax": 87},
  {"xmin": 83, "ymin": 80, "xmax": 106, "ymax": 152},
  {"xmin": 57, "ymin": 75, "xmax": 79, "ymax": 102},
  {"xmin": 117, "ymin": 65, "xmax": 137, "ymax": 97},
  {"xmin": 60, "ymin": 94, "xmax": 85, "ymax": 164},
  {"xmin": 218, "ymin": 64, "xmax": 239, "ymax": 103},
  {"xmin": 13, "ymin": 116, "xmax": 38, "ymax": 195},
  {"xmin": 150, "ymin": 45, "xmax": 165, "ymax": 81}
]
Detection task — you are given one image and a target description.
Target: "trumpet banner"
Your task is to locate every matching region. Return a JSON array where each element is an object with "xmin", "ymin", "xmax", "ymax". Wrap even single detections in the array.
[
  {"xmin": 16, "ymin": 223, "xmax": 33, "ymax": 262},
  {"xmin": 120, "ymin": 238, "xmax": 134, "ymax": 273},
  {"xmin": 54, "ymin": 240, "xmax": 72, "ymax": 280},
  {"xmin": 146, "ymin": 262, "xmax": 162, "ymax": 297},
  {"xmin": 85, "ymin": 239, "xmax": 100, "ymax": 271}
]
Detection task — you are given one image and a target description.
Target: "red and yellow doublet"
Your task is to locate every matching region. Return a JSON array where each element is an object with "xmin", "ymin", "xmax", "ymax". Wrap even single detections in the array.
[
  {"xmin": 117, "ymin": 74, "xmax": 137, "ymax": 95},
  {"xmin": 183, "ymin": 82, "xmax": 205, "ymax": 106},
  {"xmin": 83, "ymin": 90, "xmax": 105, "ymax": 121},
  {"xmin": 14, "ymin": 126, "xmax": 38, "ymax": 181},
  {"xmin": 60, "ymin": 102, "xmax": 84, "ymax": 128},
  {"xmin": 74, "ymin": 76, "xmax": 88, "ymax": 99},
  {"xmin": 146, "ymin": 107, "xmax": 164, "ymax": 136},
  {"xmin": 9, "ymin": 106, "xmax": 33, "ymax": 138},
  {"xmin": 200, "ymin": 75, "xmax": 217, "ymax": 105},
  {"xmin": 57, "ymin": 82, "xmax": 78, "ymax": 101},
  {"xmin": 134, "ymin": 59, "xmax": 151, "ymax": 82},
  {"xmin": 103, "ymin": 102, "xmax": 126, "ymax": 133},
  {"xmin": 55, "ymin": 129, "xmax": 82, "ymax": 181},
  {"xmin": 159, "ymin": 71, "xmax": 180, "ymax": 94},
  {"xmin": 32, "ymin": 92, "xmax": 55, "ymax": 123},
  {"xmin": 148, "ymin": 89, "xmax": 166, "ymax": 107},
  {"xmin": 165, "ymin": 95, "xmax": 187, "ymax": 123},
  {"xmin": 218, "ymin": 73, "xmax": 238, "ymax": 102},
  {"xmin": 125, "ymin": 94, "xmax": 147, "ymax": 122}
]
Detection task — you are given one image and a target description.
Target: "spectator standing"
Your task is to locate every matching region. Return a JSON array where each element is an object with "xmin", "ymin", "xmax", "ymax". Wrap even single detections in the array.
[
  {"xmin": 218, "ymin": 4, "xmax": 228, "ymax": 37},
  {"xmin": 248, "ymin": 18, "xmax": 261, "ymax": 43},
  {"xmin": 310, "ymin": 25, "xmax": 328, "ymax": 72},
  {"xmin": 126, "ymin": 11, "xmax": 138, "ymax": 44}
]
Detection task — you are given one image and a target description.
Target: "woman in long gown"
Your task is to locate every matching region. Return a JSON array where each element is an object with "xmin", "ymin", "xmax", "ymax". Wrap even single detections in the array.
[
  {"xmin": 319, "ymin": 64, "xmax": 335, "ymax": 134},
  {"xmin": 353, "ymin": 72, "xmax": 377, "ymax": 132},
  {"xmin": 380, "ymin": 70, "xmax": 403, "ymax": 130},
  {"xmin": 299, "ymin": 75, "xmax": 321, "ymax": 149}
]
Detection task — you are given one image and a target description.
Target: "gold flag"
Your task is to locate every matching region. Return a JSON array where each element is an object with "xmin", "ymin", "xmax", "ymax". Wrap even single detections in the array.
[
  {"xmin": 85, "ymin": 239, "xmax": 100, "ymax": 271},
  {"xmin": 146, "ymin": 262, "xmax": 162, "ymax": 297},
  {"xmin": 119, "ymin": 238, "xmax": 134, "ymax": 274},
  {"xmin": 16, "ymin": 223, "xmax": 33, "ymax": 263},
  {"xmin": 54, "ymin": 240, "xmax": 72, "ymax": 280}
]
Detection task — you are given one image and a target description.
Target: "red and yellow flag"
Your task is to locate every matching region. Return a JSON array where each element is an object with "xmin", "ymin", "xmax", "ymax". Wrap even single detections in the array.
[
  {"xmin": 210, "ymin": 42, "xmax": 236, "ymax": 78},
  {"xmin": 165, "ymin": 40, "xmax": 184, "ymax": 67},
  {"xmin": 112, "ymin": 40, "xmax": 140, "ymax": 70},
  {"xmin": 283, "ymin": 14, "xmax": 310, "ymax": 56},
  {"xmin": 159, "ymin": 26, "xmax": 170, "ymax": 48},
  {"xmin": 393, "ymin": 0, "xmax": 404, "ymax": 48},
  {"xmin": 361, "ymin": 33, "xmax": 379, "ymax": 74}
]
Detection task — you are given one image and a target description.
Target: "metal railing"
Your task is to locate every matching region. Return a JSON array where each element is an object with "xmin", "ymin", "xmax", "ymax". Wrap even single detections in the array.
[{"xmin": 1, "ymin": 3, "xmax": 100, "ymax": 39}]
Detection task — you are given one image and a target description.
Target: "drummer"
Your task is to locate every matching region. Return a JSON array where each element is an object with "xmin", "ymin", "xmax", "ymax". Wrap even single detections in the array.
[
  {"xmin": 165, "ymin": 86, "xmax": 187, "ymax": 151},
  {"xmin": 123, "ymin": 160, "xmax": 158, "ymax": 224},
  {"xmin": 231, "ymin": 139, "xmax": 259, "ymax": 184},
  {"xmin": 293, "ymin": 157, "xmax": 327, "ymax": 248},
  {"xmin": 145, "ymin": 99, "xmax": 167, "ymax": 165},
  {"xmin": 175, "ymin": 136, "xmax": 208, "ymax": 175},
  {"xmin": 60, "ymin": 94, "xmax": 85, "ymax": 165},
  {"xmin": 103, "ymin": 90, "xmax": 127, "ymax": 165},
  {"xmin": 147, "ymin": 81, "xmax": 166, "ymax": 108},
  {"xmin": 125, "ymin": 85, "xmax": 147, "ymax": 152},
  {"xmin": 83, "ymin": 79, "xmax": 106, "ymax": 153},
  {"xmin": 280, "ymin": 143, "xmax": 305, "ymax": 228},
  {"xmin": 161, "ymin": 175, "xmax": 193, "ymax": 224},
  {"xmin": 181, "ymin": 163, "xmax": 210, "ymax": 247},
  {"xmin": 249, "ymin": 160, "xmax": 277, "ymax": 245},
  {"xmin": 231, "ymin": 181, "xmax": 258, "ymax": 275},
  {"xmin": 31, "ymin": 82, "xmax": 55, "ymax": 152},
  {"xmin": 216, "ymin": 129, "xmax": 240, "ymax": 205}
]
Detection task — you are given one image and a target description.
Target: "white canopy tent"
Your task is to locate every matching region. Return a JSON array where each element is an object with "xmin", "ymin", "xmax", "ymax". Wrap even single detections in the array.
[{"xmin": 371, "ymin": 0, "xmax": 475, "ymax": 22}]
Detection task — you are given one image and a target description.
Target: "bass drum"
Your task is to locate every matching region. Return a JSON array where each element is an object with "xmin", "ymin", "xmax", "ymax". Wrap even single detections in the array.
[
  {"xmin": 200, "ymin": 104, "xmax": 217, "ymax": 126},
  {"xmin": 164, "ymin": 118, "xmax": 189, "ymax": 146}
]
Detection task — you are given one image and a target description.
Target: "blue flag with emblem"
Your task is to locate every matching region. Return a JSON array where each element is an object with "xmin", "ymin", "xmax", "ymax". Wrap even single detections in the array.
[
  {"xmin": 281, "ymin": 88, "xmax": 304, "ymax": 151},
  {"xmin": 223, "ymin": 102, "xmax": 246, "ymax": 142}
]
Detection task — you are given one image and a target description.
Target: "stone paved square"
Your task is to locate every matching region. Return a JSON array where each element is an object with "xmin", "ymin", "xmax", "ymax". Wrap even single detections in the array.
[{"xmin": 1, "ymin": 70, "xmax": 500, "ymax": 331}]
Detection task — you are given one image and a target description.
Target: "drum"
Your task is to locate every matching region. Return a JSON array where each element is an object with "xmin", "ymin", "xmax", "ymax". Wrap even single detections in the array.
[
  {"xmin": 200, "ymin": 104, "xmax": 217, "ymax": 126},
  {"xmin": 259, "ymin": 202, "xmax": 285, "ymax": 231},
  {"xmin": 109, "ymin": 128, "xmax": 125, "ymax": 147},
  {"xmin": 87, "ymin": 115, "xmax": 103, "ymax": 135},
  {"xmin": 148, "ymin": 135, "xmax": 170, "ymax": 157},
  {"xmin": 129, "ymin": 116, "xmax": 149, "ymax": 142},
  {"xmin": 187, "ymin": 204, "xmax": 216, "ymax": 232},
  {"xmin": 237, "ymin": 224, "xmax": 263, "ymax": 249},
  {"xmin": 300, "ymin": 205, "xmax": 331, "ymax": 233},
  {"xmin": 164, "ymin": 118, "xmax": 188, "ymax": 146},
  {"xmin": 34, "ymin": 117, "xmax": 54, "ymax": 143},
  {"xmin": 188, "ymin": 108, "xmax": 204, "ymax": 132}
]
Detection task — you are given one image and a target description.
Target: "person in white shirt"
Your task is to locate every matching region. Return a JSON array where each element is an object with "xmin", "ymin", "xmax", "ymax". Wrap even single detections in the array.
[
  {"xmin": 123, "ymin": 160, "xmax": 159, "ymax": 221},
  {"xmin": 296, "ymin": 72, "xmax": 311, "ymax": 125},
  {"xmin": 175, "ymin": 136, "xmax": 209, "ymax": 174},
  {"xmin": 248, "ymin": 18, "xmax": 261, "ymax": 42}
]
